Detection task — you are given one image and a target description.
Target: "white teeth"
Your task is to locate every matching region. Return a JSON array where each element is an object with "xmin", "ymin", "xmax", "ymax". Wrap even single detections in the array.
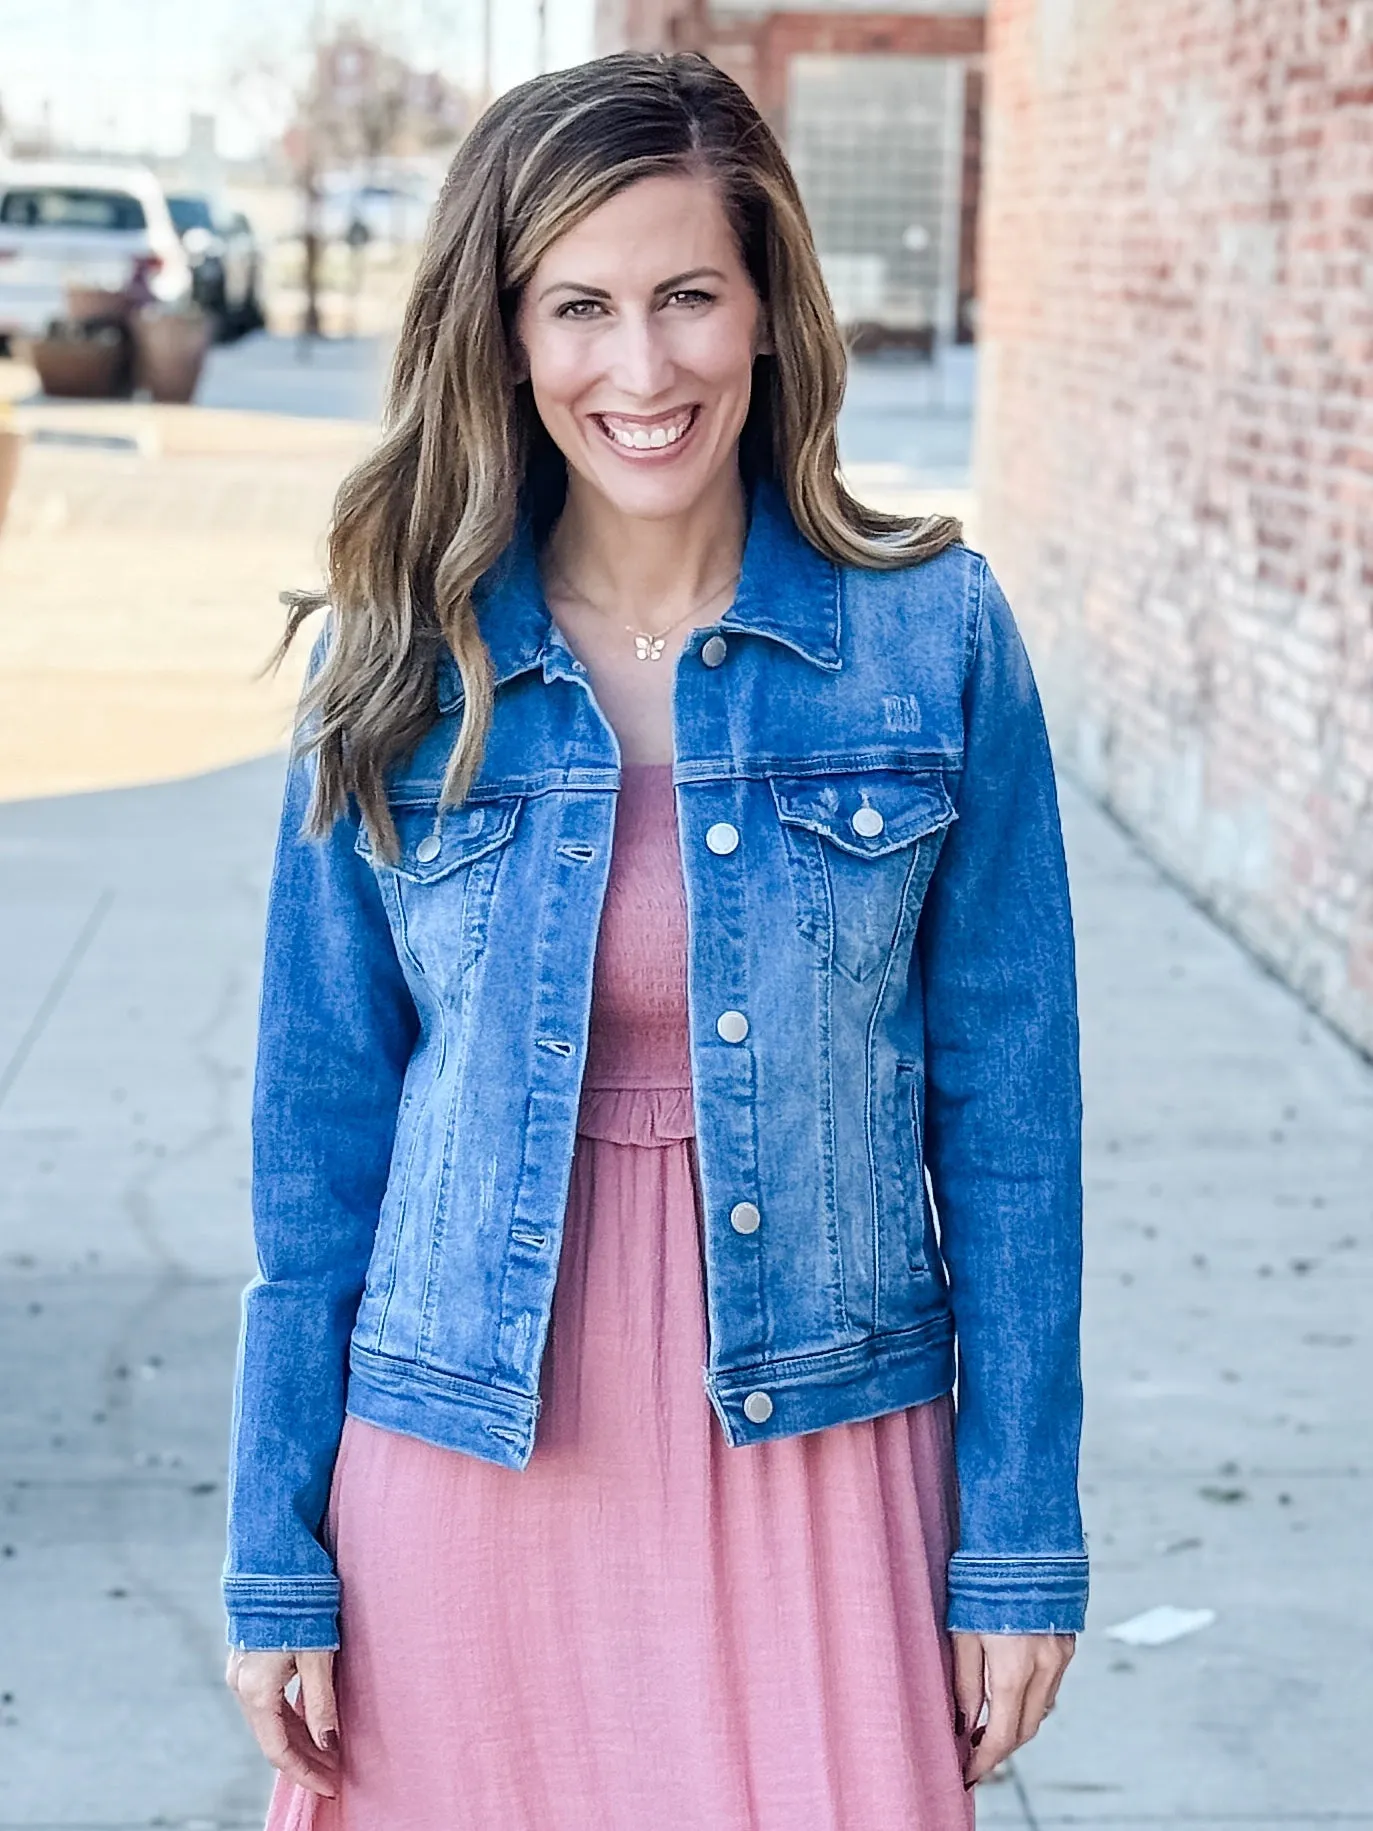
[{"xmin": 601, "ymin": 412, "xmax": 693, "ymax": 451}]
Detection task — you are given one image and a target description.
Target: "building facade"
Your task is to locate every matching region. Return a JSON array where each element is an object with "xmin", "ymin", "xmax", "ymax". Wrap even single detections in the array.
[
  {"xmin": 977, "ymin": 0, "xmax": 1373, "ymax": 1056},
  {"xmin": 598, "ymin": 0, "xmax": 986, "ymax": 342}
]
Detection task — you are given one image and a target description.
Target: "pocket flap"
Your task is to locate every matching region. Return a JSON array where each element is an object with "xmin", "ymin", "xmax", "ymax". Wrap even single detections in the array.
[
  {"xmin": 770, "ymin": 770, "xmax": 956, "ymax": 858},
  {"xmin": 356, "ymin": 796, "xmax": 523, "ymax": 882}
]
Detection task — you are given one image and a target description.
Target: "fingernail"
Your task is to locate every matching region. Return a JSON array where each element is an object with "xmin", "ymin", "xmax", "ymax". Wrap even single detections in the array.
[
  {"xmin": 954, "ymin": 1708, "xmax": 966, "ymax": 1737},
  {"xmin": 320, "ymin": 1728, "xmax": 339, "ymax": 1751}
]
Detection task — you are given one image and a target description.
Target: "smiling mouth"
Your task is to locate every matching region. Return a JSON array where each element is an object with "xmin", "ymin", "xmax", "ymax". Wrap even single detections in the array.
[{"xmin": 592, "ymin": 405, "xmax": 700, "ymax": 453}]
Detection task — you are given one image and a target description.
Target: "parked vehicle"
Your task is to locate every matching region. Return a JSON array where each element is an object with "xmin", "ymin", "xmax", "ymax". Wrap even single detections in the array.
[
  {"xmin": 0, "ymin": 161, "xmax": 193, "ymax": 342},
  {"xmin": 315, "ymin": 170, "xmax": 438, "ymax": 246},
  {"xmin": 166, "ymin": 192, "xmax": 265, "ymax": 340}
]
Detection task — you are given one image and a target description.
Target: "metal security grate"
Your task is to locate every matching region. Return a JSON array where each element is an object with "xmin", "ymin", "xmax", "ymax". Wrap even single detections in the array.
[{"xmin": 787, "ymin": 54, "xmax": 965, "ymax": 340}]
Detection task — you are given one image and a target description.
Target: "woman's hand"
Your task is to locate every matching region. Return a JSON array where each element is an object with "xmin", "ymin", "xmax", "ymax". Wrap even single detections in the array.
[
  {"xmin": 226, "ymin": 1647, "xmax": 341, "ymax": 1798},
  {"xmin": 952, "ymin": 1632, "xmax": 1075, "ymax": 1789}
]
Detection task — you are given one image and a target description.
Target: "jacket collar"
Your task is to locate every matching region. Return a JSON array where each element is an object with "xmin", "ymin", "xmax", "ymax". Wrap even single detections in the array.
[{"xmin": 437, "ymin": 477, "xmax": 841, "ymax": 711}]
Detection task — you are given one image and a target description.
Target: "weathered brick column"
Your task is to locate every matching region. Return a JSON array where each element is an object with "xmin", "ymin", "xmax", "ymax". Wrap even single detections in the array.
[{"xmin": 976, "ymin": 0, "xmax": 1373, "ymax": 1056}]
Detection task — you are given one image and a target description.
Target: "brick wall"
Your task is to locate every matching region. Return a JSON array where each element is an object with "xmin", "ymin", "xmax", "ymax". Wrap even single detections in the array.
[
  {"xmin": 598, "ymin": 1, "xmax": 985, "ymax": 141},
  {"xmin": 977, "ymin": 0, "xmax": 1373, "ymax": 1056}
]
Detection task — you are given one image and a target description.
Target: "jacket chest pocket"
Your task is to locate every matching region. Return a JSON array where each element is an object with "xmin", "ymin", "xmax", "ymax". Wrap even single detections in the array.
[
  {"xmin": 770, "ymin": 770, "xmax": 957, "ymax": 984},
  {"xmin": 356, "ymin": 795, "xmax": 524, "ymax": 980}
]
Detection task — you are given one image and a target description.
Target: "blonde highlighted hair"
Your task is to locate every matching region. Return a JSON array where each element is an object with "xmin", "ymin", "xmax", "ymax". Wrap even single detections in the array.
[{"xmin": 284, "ymin": 50, "xmax": 961, "ymax": 857}]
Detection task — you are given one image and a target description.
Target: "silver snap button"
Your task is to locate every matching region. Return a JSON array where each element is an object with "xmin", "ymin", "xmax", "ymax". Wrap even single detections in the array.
[
  {"xmin": 851, "ymin": 805, "xmax": 885, "ymax": 838},
  {"xmin": 729, "ymin": 1200, "xmax": 761, "ymax": 1235},
  {"xmin": 716, "ymin": 1010, "xmax": 749, "ymax": 1044},
  {"xmin": 705, "ymin": 821, "xmax": 740, "ymax": 856},
  {"xmin": 742, "ymin": 1391, "xmax": 773, "ymax": 1424},
  {"xmin": 415, "ymin": 834, "xmax": 442, "ymax": 863},
  {"xmin": 701, "ymin": 634, "xmax": 728, "ymax": 668}
]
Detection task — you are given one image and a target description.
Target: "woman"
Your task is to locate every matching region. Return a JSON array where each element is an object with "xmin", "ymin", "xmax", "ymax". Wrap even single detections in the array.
[{"xmin": 225, "ymin": 50, "xmax": 1086, "ymax": 1830}]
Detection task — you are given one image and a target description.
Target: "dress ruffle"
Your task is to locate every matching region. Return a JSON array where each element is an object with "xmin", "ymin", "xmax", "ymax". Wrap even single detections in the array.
[{"xmin": 576, "ymin": 1084, "xmax": 695, "ymax": 1146}]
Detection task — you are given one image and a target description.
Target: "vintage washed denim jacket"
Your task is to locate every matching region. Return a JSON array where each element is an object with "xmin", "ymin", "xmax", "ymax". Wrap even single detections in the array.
[{"xmin": 224, "ymin": 480, "xmax": 1087, "ymax": 1650}]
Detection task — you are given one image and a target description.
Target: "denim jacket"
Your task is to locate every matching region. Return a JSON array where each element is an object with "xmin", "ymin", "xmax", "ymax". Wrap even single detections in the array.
[{"xmin": 224, "ymin": 482, "xmax": 1087, "ymax": 1650}]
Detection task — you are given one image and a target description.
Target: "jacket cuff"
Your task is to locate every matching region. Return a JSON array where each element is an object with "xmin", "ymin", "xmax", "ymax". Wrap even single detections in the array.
[
  {"xmin": 224, "ymin": 1574, "xmax": 341, "ymax": 1651},
  {"xmin": 946, "ymin": 1553, "xmax": 1088, "ymax": 1635}
]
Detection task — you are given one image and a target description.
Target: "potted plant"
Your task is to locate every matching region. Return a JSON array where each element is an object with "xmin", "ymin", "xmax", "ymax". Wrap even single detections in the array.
[
  {"xmin": 132, "ymin": 300, "xmax": 214, "ymax": 404},
  {"xmin": 28, "ymin": 316, "xmax": 135, "ymax": 399}
]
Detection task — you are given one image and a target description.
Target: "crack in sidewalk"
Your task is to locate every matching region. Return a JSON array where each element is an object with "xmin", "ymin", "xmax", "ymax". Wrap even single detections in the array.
[{"xmin": 0, "ymin": 888, "xmax": 114, "ymax": 1112}]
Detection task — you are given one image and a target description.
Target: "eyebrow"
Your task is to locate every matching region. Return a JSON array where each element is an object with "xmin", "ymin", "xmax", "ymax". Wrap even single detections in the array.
[{"xmin": 536, "ymin": 266, "xmax": 728, "ymax": 303}]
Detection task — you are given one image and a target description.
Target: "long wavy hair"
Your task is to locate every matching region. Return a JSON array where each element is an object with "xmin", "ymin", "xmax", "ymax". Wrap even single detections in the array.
[{"xmin": 283, "ymin": 50, "xmax": 962, "ymax": 857}]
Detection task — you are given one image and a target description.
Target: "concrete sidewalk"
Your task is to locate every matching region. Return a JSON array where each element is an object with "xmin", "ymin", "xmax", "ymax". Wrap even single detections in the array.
[
  {"xmin": 0, "ymin": 754, "xmax": 1368, "ymax": 1828},
  {"xmin": 0, "ymin": 353, "xmax": 1368, "ymax": 1826},
  {"xmin": 0, "ymin": 384, "xmax": 367, "ymax": 804}
]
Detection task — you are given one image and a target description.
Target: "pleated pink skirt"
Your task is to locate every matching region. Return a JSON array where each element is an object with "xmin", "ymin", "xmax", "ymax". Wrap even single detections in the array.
[{"xmin": 266, "ymin": 765, "xmax": 972, "ymax": 1831}]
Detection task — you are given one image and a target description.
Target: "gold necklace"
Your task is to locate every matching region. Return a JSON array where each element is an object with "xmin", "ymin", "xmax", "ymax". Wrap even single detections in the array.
[
  {"xmin": 550, "ymin": 567, "xmax": 741, "ymax": 662},
  {"xmin": 625, "ymin": 596, "xmax": 722, "ymax": 662}
]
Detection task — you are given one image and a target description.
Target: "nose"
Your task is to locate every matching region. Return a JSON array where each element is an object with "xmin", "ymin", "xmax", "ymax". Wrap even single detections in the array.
[{"xmin": 605, "ymin": 309, "xmax": 674, "ymax": 400}]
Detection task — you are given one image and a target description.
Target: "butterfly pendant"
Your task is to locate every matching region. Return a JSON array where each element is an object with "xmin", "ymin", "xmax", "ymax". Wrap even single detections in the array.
[{"xmin": 633, "ymin": 633, "xmax": 667, "ymax": 661}]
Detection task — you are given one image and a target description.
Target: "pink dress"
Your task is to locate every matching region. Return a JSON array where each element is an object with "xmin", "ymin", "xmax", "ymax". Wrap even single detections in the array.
[{"xmin": 267, "ymin": 763, "xmax": 972, "ymax": 1831}]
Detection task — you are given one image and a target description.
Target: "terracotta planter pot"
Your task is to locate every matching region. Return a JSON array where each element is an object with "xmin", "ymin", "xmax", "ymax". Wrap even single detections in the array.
[
  {"xmin": 132, "ymin": 309, "xmax": 212, "ymax": 404},
  {"xmin": 0, "ymin": 427, "xmax": 22, "ymax": 538},
  {"xmin": 64, "ymin": 285, "xmax": 133, "ymax": 327},
  {"xmin": 29, "ymin": 326, "xmax": 133, "ymax": 399}
]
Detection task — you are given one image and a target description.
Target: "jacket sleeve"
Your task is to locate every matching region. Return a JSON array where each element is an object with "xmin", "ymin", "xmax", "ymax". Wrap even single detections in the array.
[
  {"xmin": 223, "ymin": 687, "xmax": 419, "ymax": 1650},
  {"xmin": 916, "ymin": 554, "xmax": 1088, "ymax": 1636}
]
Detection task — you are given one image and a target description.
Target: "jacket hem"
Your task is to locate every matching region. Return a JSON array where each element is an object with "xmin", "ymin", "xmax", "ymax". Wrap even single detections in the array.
[
  {"xmin": 705, "ymin": 1314, "xmax": 956, "ymax": 1446},
  {"xmin": 346, "ymin": 1322, "xmax": 956, "ymax": 1468},
  {"xmin": 347, "ymin": 1343, "xmax": 540, "ymax": 1468}
]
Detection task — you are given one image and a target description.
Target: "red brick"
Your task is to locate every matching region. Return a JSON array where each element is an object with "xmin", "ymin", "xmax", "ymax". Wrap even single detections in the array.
[{"xmin": 979, "ymin": 0, "xmax": 1373, "ymax": 1057}]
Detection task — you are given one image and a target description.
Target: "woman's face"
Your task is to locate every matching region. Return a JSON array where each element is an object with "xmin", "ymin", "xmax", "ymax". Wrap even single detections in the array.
[{"xmin": 514, "ymin": 173, "xmax": 766, "ymax": 524}]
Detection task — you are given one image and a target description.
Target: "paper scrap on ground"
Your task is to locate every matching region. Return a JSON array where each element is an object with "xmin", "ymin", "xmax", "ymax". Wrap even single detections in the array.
[{"xmin": 1104, "ymin": 1605, "xmax": 1216, "ymax": 1647}]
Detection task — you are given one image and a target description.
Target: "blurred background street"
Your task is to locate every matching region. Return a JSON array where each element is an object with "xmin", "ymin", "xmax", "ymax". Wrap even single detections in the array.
[{"xmin": 2, "ymin": 2, "xmax": 1371, "ymax": 1827}]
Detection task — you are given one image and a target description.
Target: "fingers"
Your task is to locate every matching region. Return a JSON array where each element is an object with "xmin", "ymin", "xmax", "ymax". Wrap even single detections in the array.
[
  {"xmin": 1014, "ymin": 1645, "xmax": 1061, "ymax": 1747},
  {"xmin": 950, "ymin": 1632, "xmax": 986, "ymax": 1741},
  {"xmin": 227, "ymin": 1649, "xmax": 340, "ymax": 1798},
  {"xmin": 962, "ymin": 1642, "xmax": 1027, "ymax": 1788},
  {"xmin": 1043, "ymin": 1635, "xmax": 1075, "ymax": 1715},
  {"xmin": 960, "ymin": 1634, "xmax": 1076, "ymax": 1790},
  {"xmin": 297, "ymin": 1649, "xmax": 341, "ymax": 1754}
]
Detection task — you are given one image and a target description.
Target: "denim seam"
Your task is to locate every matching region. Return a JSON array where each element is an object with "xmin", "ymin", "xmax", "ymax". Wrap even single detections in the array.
[
  {"xmin": 893, "ymin": 1060, "xmax": 931, "ymax": 1283},
  {"xmin": 965, "ymin": 556, "xmax": 988, "ymax": 702},
  {"xmin": 769, "ymin": 808, "xmax": 848, "ymax": 1334},
  {"xmin": 223, "ymin": 1574, "xmax": 339, "ymax": 1585},
  {"xmin": 950, "ymin": 1554, "xmax": 1088, "ymax": 1566},
  {"xmin": 415, "ymin": 839, "xmax": 515, "ymax": 1357},
  {"xmin": 815, "ymin": 853, "xmax": 846, "ymax": 1333},
  {"xmin": 417, "ymin": 857, "xmax": 499, "ymax": 1357},
  {"xmin": 349, "ymin": 1343, "xmax": 539, "ymax": 1414},
  {"xmin": 710, "ymin": 1311, "xmax": 952, "ymax": 1385},
  {"xmin": 674, "ymin": 750, "xmax": 966, "ymax": 784},
  {"xmin": 376, "ymin": 873, "xmax": 445, "ymax": 1347},
  {"xmin": 864, "ymin": 841, "xmax": 925, "ymax": 1328},
  {"xmin": 415, "ymin": 1046, "xmax": 462, "ymax": 1358},
  {"xmin": 223, "ymin": 1581, "xmax": 339, "ymax": 1601},
  {"xmin": 494, "ymin": 800, "xmax": 585, "ymax": 1369}
]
